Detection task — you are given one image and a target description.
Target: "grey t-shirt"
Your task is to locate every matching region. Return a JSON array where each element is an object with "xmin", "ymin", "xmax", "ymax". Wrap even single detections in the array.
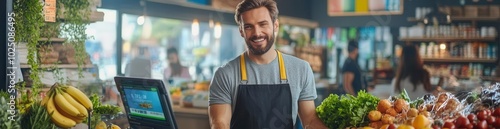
[{"xmin": 209, "ymin": 53, "xmax": 317, "ymax": 125}]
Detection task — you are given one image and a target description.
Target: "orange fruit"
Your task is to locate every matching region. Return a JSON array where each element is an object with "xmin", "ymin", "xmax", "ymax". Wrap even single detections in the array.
[
  {"xmin": 412, "ymin": 115, "xmax": 430, "ymax": 129},
  {"xmin": 397, "ymin": 124, "xmax": 415, "ymax": 129}
]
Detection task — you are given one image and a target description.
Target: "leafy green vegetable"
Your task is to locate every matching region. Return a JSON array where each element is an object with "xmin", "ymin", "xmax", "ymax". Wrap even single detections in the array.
[
  {"xmin": 400, "ymin": 89, "xmax": 411, "ymax": 102},
  {"xmin": 0, "ymin": 97, "xmax": 21, "ymax": 129},
  {"xmin": 93, "ymin": 105, "xmax": 121, "ymax": 115},
  {"xmin": 316, "ymin": 90, "xmax": 380, "ymax": 129},
  {"xmin": 20, "ymin": 101, "xmax": 56, "ymax": 129},
  {"xmin": 410, "ymin": 98, "xmax": 424, "ymax": 109}
]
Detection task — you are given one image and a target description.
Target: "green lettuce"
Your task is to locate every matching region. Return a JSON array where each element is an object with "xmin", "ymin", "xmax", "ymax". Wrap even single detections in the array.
[{"xmin": 316, "ymin": 90, "xmax": 380, "ymax": 129}]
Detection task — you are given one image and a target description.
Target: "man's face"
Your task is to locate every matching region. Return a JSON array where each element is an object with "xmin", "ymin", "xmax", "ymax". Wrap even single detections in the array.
[{"xmin": 239, "ymin": 7, "xmax": 278, "ymax": 55}]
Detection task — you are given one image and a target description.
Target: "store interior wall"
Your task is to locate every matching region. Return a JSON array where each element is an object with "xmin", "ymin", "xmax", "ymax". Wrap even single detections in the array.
[
  {"xmin": 312, "ymin": 0, "xmax": 500, "ymax": 28},
  {"xmin": 101, "ymin": 0, "xmax": 313, "ymax": 26}
]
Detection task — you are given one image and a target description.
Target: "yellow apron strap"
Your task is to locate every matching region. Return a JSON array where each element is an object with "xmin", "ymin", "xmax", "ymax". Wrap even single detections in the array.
[
  {"xmin": 277, "ymin": 51, "xmax": 287, "ymax": 81},
  {"xmin": 240, "ymin": 53, "xmax": 248, "ymax": 81},
  {"xmin": 240, "ymin": 50, "xmax": 287, "ymax": 82}
]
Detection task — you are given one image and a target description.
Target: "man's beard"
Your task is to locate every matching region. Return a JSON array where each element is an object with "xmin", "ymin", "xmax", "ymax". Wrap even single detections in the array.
[{"xmin": 246, "ymin": 31, "xmax": 275, "ymax": 55}]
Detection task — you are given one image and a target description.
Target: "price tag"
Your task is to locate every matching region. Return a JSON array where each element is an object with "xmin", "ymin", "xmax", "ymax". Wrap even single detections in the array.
[{"xmin": 44, "ymin": 0, "xmax": 57, "ymax": 22}]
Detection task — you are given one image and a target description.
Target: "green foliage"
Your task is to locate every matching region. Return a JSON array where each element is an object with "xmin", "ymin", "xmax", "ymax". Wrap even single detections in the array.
[
  {"xmin": 14, "ymin": 0, "xmax": 44, "ymax": 98},
  {"xmin": 58, "ymin": 0, "xmax": 91, "ymax": 78},
  {"xmin": 94, "ymin": 105, "xmax": 122, "ymax": 115},
  {"xmin": 0, "ymin": 91, "xmax": 10, "ymax": 100},
  {"xmin": 16, "ymin": 82, "xmax": 34, "ymax": 115},
  {"xmin": 20, "ymin": 101, "xmax": 56, "ymax": 129},
  {"xmin": 316, "ymin": 90, "xmax": 380, "ymax": 129},
  {"xmin": 86, "ymin": 93, "xmax": 121, "ymax": 126},
  {"xmin": 0, "ymin": 97, "xmax": 21, "ymax": 129}
]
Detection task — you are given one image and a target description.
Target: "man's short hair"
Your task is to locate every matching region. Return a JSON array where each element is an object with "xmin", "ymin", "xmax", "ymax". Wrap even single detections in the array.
[
  {"xmin": 347, "ymin": 40, "xmax": 358, "ymax": 53},
  {"xmin": 234, "ymin": 0, "xmax": 279, "ymax": 25}
]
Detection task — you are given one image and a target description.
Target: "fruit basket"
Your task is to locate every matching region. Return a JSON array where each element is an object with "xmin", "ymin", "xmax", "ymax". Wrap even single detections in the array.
[{"xmin": 316, "ymin": 83, "xmax": 500, "ymax": 129}]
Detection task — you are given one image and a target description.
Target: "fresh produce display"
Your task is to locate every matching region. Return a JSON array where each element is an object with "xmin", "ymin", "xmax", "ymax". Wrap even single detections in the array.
[
  {"xmin": 317, "ymin": 83, "xmax": 500, "ymax": 129},
  {"xmin": 42, "ymin": 83, "xmax": 93, "ymax": 128},
  {"xmin": 20, "ymin": 100, "xmax": 57, "ymax": 129},
  {"xmin": 0, "ymin": 96, "xmax": 21, "ymax": 129},
  {"xmin": 88, "ymin": 93, "xmax": 122, "ymax": 129},
  {"xmin": 432, "ymin": 108, "xmax": 500, "ymax": 129},
  {"xmin": 417, "ymin": 92, "xmax": 464, "ymax": 120},
  {"xmin": 95, "ymin": 121, "xmax": 122, "ymax": 129},
  {"xmin": 478, "ymin": 84, "xmax": 500, "ymax": 109},
  {"xmin": 316, "ymin": 90, "xmax": 380, "ymax": 129},
  {"xmin": 365, "ymin": 90, "xmax": 433, "ymax": 129}
]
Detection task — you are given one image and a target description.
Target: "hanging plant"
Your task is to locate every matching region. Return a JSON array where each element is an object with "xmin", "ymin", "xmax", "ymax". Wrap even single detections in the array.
[
  {"xmin": 58, "ymin": 0, "xmax": 91, "ymax": 78},
  {"xmin": 14, "ymin": 0, "xmax": 45, "ymax": 105}
]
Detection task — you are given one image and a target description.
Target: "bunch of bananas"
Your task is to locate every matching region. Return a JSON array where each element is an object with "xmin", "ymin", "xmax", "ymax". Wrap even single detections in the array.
[{"xmin": 42, "ymin": 84, "xmax": 93, "ymax": 129}]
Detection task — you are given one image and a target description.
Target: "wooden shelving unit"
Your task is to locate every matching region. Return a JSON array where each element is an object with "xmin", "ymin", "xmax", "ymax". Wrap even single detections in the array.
[
  {"xmin": 327, "ymin": 0, "xmax": 404, "ymax": 17},
  {"xmin": 422, "ymin": 57, "xmax": 496, "ymax": 63},
  {"xmin": 400, "ymin": 37, "xmax": 497, "ymax": 42},
  {"xmin": 20, "ymin": 64, "xmax": 94, "ymax": 69},
  {"xmin": 408, "ymin": 17, "xmax": 500, "ymax": 22},
  {"xmin": 38, "ymin": 38, "xmax": 66, "ymax": 42},
  {"xmin": 57, "ymin": 11, "xmax": 104, "ymax": 23},
  {"xmin": 328, "ymin": 11, "xmax": 403, "ymax": 16},
  {"xmin": 436, "ymin": 75, "xmax": 499, "ymax": 81}
]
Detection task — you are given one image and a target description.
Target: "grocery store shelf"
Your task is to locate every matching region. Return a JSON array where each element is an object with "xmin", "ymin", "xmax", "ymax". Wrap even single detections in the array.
[
  {"xmin": 20, "ymin": 64, "xmax": 94, "ymax": 69},
  {"xmin": 450, "ymin": 76, "xmax": 498, "ymax": 81},
  {"xmin": 422, "ymin": 57, "xmax": 496, "ymax": 63},
  {"xmin": 329, "ymin": 11, "xmax": 403, "ymax": 16},
  {"xmin": 400, "ymin": 37, "xmax": 496, "ymax": 42},
  {"xmin": 408, "ymin": 17, "xmax": 500, "ymax": 22},
  {"xmin": 57, "ymin": 11, "xmax": 104, "ymax": 23}
]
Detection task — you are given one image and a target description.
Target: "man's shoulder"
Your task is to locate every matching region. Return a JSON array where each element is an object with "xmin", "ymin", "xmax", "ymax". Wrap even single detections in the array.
[
  {"xmin": 282, "ymin": 53, "xmax": 309, "ymax": 66},
  {"xmin": 215, "ymin": 56, "xmax": 241, "ymax": 74}
]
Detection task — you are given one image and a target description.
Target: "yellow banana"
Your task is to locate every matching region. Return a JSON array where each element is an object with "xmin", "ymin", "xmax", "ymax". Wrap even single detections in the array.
[
  {"xmin": 58, "ymin": 105, "xmax": 85, "ymax": 124},
  {"xmin": 46, "ymin": 96, "xmax": 77, "ymax": 128},
  {"xmin": 54, "ymin": 92, "xmax": 82, "ymax": 117},
  {"xmin": 41, "ymin": 96, "xmax": 49, "ymax": 106},
  {"xmin": 65, "ymin": 86, "xmax": 93, "ymax": 110},
  {"xmin": 62, "ymin": 92, "xmax": 88, "ymax": 117}
]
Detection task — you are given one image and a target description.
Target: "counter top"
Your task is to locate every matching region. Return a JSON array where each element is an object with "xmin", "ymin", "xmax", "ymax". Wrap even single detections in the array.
[{"xmin": 172, "ymin": 105, "xmax": 208, "ymax": 115}]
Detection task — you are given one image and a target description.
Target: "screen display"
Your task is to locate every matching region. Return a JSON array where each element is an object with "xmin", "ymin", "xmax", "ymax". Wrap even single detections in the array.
[{"xmin": 123, "ymin": 86, "xmax": 166, "ymax": 121}]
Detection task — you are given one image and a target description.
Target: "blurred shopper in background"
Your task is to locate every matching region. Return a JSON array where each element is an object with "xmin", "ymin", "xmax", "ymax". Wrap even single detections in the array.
[
  {"xmin": 164, "ymin": 47, "xmax": 191, "ymax": 82},
  {"xmin": 391, "ymin": 44, "xmax": 436, "ymax": 100},
  {"xmin": 342, "ymin": 40, "xmax": 367, "ymax": 96},
  {"xmin": 124, "ymin": 46, "xmax": 152, "ymax": 78}
]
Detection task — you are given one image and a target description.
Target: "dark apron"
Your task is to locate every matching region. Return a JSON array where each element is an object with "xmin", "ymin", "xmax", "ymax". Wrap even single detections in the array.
[{"xmin": 230, "ymin": 51, "xmax": 294, "ymax": 129}]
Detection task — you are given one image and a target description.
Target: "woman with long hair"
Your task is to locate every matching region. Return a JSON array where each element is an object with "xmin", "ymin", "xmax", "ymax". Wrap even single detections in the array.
[{"xmin": 391, "ymin": 44, "xmax": 436, "ymax": 100}]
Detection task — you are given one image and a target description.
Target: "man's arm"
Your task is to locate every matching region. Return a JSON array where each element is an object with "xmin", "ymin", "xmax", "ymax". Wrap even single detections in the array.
[
  {"xmin": 209, "ymin": 104, "xmax": 232, "ymax": 129},
  {"xmin": 343, "ymin": 72, "xmax": 355, "ymax": 95},
  {"xmin": 298, "ymin": 100, "xmax": 328, "ymax": 129},
  {"xmin": 208, "ymin": 67, "xmax": 233, "ymax": 129}
]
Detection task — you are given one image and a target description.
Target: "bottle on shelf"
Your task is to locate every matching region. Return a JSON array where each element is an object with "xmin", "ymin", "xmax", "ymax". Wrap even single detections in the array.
[{"xmin": 402, "ymin": 24, "xmax": 497, "ymax": 39}]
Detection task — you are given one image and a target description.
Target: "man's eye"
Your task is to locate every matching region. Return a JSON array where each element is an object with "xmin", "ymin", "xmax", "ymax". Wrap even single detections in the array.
[{"xmin": 244, "ymin": 26, "xmax": 252, "ymax": 29}]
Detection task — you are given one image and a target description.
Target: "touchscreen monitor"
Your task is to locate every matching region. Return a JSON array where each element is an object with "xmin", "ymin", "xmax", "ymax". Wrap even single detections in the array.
[{"xmin": 115, "ymin": 77, "xmax": 177, "ymax": 129}]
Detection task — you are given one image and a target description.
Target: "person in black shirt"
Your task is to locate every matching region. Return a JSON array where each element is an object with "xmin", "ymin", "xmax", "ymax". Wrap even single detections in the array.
[{"xmin": 342, "ymin": 41, "xmax": 366, "ymax": 96}]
